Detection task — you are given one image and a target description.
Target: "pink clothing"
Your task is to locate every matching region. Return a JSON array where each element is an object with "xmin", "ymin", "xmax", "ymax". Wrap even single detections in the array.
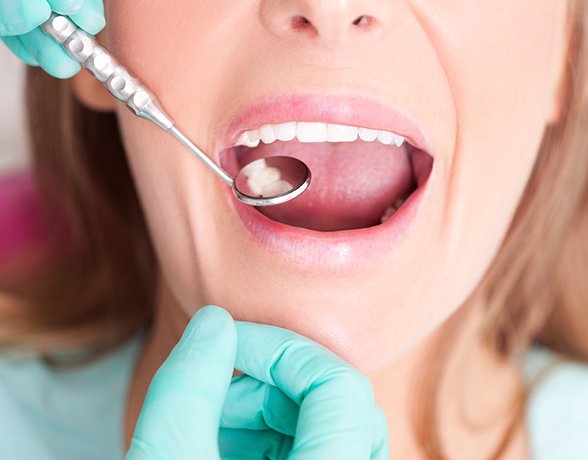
[{"xmin": 0, "ymin": 168, "xmax": 48, "ymax": 265}]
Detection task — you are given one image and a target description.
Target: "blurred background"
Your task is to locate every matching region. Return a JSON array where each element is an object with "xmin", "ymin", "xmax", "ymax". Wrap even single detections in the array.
[
  {"xmin": 0, "ymin": 45, "xmax": 29, "ymax": 176},
  {"xmin": 0, "ymin": 46, "xmax": 48, "ymax": 281}
]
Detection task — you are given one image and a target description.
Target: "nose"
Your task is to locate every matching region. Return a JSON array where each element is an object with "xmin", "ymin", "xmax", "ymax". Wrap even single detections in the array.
[{"xmin": 260, "ymin": 0, "xmax": 391, "ymax": 46}]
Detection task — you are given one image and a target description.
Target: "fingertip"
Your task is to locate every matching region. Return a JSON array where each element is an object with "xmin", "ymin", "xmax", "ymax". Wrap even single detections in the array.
[
  {"xmin": 70, "ymin": 11, "xmax": 105, "ymax": 36},
  {"xmin": 89, "ymin": 14, "xmax": 106, "ymax": 35},
  {"xmin": 68, "ymin": 0, "xmax": 106, "ymax": 36},
  {"xmin": 196, "ymin": 304, "xmax": 234, "ymax": 321},
  {"xmin": 183, "ymin": 305, "xmax": 236, "ymax": 344},
  {"xmin": 194, "ymin": 305, "xmax": 236, "ymax": 330},
  {"xmin": 18, "ymin": 26, "xmax": 82, "ymax": 78},
  {"xmin": 39, "ymin": 48, "xmax": 81, "ymax": 78},
  {"xmin": 47, "ymin": 0, "xmax": 85, "ymax": 14},
  {"xmin": 48, "ymin": 59, "xmax": 81, "ymax": 79}
]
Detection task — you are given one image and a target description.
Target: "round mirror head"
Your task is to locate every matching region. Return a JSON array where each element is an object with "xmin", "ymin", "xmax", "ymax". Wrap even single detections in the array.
[{"xmin": 233, "ymin": 156, "xmax": 311, "ymax": 207}]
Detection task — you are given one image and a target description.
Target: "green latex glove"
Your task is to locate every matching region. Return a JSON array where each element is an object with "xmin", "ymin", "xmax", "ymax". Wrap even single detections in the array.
[
  {"xmin": 0, "ymin": 0, "xmax": 105, "ymax": 78},
  {"xmin": 126, "ymin": 305, "xmax": 389, "ymax": 459}
]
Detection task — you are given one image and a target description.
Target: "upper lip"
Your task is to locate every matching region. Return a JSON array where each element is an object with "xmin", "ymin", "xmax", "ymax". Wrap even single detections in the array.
[{"xmin": 215, "ymin": 92, "xmax": 433, "ymax": 158}]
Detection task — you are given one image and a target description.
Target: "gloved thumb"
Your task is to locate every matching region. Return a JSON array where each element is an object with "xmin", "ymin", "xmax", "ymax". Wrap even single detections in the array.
[{"xmin": 126, "ymin": 305, "xmax": 237, "ymax": 460}]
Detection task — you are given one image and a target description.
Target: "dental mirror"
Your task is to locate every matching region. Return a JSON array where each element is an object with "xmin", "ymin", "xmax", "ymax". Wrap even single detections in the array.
[
  {"xmin": 41, "ymin": 13, "xmax": 311, "ymax": 207},
  {"xmin": 233, "ymin": 156, "xmax": 311, "ymax": 206},
  {"xmin": 168, "ymin": 128, "xmax": 310, "ymax": 206}
]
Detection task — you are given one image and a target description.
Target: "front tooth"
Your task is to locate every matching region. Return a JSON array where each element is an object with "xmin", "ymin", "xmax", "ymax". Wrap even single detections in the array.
[
  {"xmin": 393, "ymin": 134, "xmax": 406, "ymax": 147},
  {"xmin": 358, "ymin": 127, "xmax": 379, "ymax": 142},
  {"xmin": 274, "ymin": 122, "xmax": 297, "ymax": 142},
  {"xmin": 327, "ymin": 124, "xmax": 358, "ymax": 142},
  {"xmin": 260, "ymin": 125, "xmax": 276, "ymax": 144},
  {"xmin": 378, "ymin": 130, "xmax": 394, "ymax": 145},
  {"xmin": 297, "ymin": 122, "xmax": 328, "ymax": 143}
]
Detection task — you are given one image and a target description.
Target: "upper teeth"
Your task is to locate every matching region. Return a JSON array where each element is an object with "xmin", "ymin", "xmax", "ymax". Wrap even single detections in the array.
[{"xmin": 235, "ymin": 122, "xmax": 406, "ymax": 148}]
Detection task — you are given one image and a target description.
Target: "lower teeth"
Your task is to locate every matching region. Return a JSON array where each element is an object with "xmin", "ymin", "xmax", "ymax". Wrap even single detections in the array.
[{"xmin": 380, "ymin": 197, "xmax": 406, "ymax": 224}]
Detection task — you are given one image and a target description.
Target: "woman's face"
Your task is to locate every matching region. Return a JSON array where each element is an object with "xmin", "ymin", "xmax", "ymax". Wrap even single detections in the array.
[{"xmin": 95, "ymin": 0, "xmax": 568, "ymax": 374}]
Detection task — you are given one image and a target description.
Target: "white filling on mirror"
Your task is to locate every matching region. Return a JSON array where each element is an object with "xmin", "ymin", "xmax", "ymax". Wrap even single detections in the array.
[
  {"xmin": 235, "ymin": 122, "xmax": 406, "ymax": 149},
  {"xmin": 261, "ymin": 179, "xmax": 293, "ymax": 197},
  {"xmin": 242, "ymin": 160, "xmax": 293, "ymax": 197}
]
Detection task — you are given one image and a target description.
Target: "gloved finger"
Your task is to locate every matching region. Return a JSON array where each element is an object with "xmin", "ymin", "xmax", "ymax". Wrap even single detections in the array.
[
  {"xmin": 221, "ymin": 373, "xmax": 299, "ymax": 436},
  {"xmin": 125, "ymin": 305, "xmax": 237, "ymax": 460},
  {"xmin": 68, "ymin": 0, "xmax": 105, "ymax": 36},
  {"xmin": 371, "ymin": 405, "xmax": 390, "ymax": 460},
  {"xmin": 18, "ymin": 27, "xmax": 80, "ymax": 78},
  {"xmin": 0, "ymin": 0, "xmax": 51, "ymax": 36},
  {"xmin": 219, "ymin": 427, "xmax": 294, "ymax": 460},
  {"xmin": 223, "ymin": 375, "xmax": 389, "ymax": 459},
  {"xmin": 47, "ymin": 0, "xmax": 85, "ymax": 14},
  {"xmin": 1, "ymin": 36, "xmax": 40, "ymax": 66},
  {"xmin": 234, "ymin": 321, "xmax": 375, "ymax": 460}
]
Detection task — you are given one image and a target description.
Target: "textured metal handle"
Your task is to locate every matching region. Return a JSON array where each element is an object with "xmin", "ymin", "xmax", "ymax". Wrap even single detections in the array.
[{"xmin": 41, "ymin": 14, "xmax": 174, "ymax": 131}]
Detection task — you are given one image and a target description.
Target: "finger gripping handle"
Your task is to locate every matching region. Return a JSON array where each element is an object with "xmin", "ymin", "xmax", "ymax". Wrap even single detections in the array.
[{"xmin": 41, "ymin": 14, "xmax": 174, "ymax": 131}]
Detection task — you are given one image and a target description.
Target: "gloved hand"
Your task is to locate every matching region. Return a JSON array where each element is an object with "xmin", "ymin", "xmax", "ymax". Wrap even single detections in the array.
[
  {"xmin": 0, "ymin": 0, "xmax": 105, "ymax": 78},
  {"xmin": 126, "ymin": 305, "xmax": 390, "ymax": 460}
]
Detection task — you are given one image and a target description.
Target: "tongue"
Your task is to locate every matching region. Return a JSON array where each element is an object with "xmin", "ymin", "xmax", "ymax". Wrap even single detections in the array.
[{"xmin": 236, "ymin": 139, "xmax": 415, "ymax": 231}]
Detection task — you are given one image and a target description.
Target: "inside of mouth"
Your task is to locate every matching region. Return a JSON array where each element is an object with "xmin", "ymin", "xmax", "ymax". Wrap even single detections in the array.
[{"xmin": 221, "ymin": 139, "xmax": 433, "ymax": 232}]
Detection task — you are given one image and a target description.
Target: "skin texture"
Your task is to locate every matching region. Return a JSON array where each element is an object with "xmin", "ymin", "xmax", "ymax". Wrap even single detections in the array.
[{"xmin": 73, "ymin": 0, "xmax": 570, "ymax": 457}]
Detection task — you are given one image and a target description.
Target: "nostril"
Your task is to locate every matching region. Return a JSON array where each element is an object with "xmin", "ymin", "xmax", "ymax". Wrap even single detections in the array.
[
  {"xmin": 352, "ymin": 15, "xmax": 373, "ymax": 28},
  {"xmin": 292, "ymin": 14, "xmax": 373, "ymax": 30},
  {"xmin": 289, "ymin": 14, "xmax": 376, "ymax": 38},
  {"xmin": 291, "ymin": 15, "xmax": 312, "ymax": 30}
]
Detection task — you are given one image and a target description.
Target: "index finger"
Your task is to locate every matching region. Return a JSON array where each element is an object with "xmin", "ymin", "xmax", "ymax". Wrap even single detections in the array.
[{"xmin": 234, "ymin": 321, "xmax": 375, "ymax": 459}]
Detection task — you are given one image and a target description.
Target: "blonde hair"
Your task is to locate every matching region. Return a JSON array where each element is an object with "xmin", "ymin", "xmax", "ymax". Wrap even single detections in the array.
[
  {"xmin": 1, "ymin": 1, "xmax": 587, "ymax": 458},
  {"xmin": 414, "ymin": 1, "xmax": 588, "ymax": 457}
]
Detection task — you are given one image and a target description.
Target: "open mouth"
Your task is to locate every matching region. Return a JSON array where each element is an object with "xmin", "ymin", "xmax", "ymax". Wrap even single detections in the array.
[{"xmin": 220, "ymin": 122, "xmax": 434, "ymax": 232}]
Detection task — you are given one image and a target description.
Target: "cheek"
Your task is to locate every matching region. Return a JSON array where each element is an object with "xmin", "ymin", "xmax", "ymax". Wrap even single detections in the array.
[
  {"xmin": 100, "ymin": 2, "xmax": 246, "ymax": 309},
  {"xmin": 103, "ymin": 1, "xmax": 249, "ymax": 123},
  {"xmin": 430, "ymin": 0, "xmax": 564, "ymax": 294}
]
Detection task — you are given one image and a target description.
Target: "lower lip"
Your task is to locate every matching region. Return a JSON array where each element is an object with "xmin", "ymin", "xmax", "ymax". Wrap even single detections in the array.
[{"xmin": 223, "ymin": 168, "xmax": 433, "ymax": 272}]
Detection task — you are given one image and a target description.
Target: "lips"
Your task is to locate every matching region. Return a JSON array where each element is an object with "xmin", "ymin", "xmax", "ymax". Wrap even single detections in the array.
[{"xmin": 215, "ymin": 93, "xmax": 435, "ymax": 266}]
